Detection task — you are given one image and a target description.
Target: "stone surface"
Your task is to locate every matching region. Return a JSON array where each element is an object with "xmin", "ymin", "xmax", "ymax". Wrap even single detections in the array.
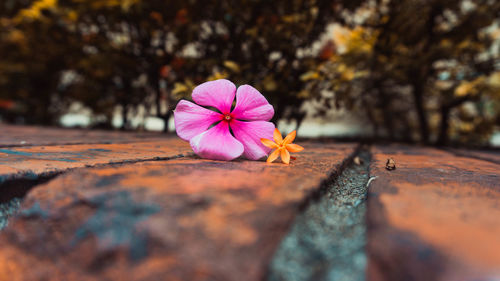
[
  {"xmin": 269, "ymin": 150, "xmax": 370, "ymax": 281},
  {"xmin": 0, "ymin": 142, "xmax": 356, "ymax": 281},
  {"xmin": 0, "ymin": 198, "xmax": 20, "ymax": 230},
  {"xmin": 0, "ymin": 139, "xmax": 191, "ymax": 181},
  {"xmin": 0, "ymin": 124, "xmax": 166, "ymax": 147},
  {"xmin": 447, "ymin": 148, "xmax": 500, "ymax": 165},
  {"xmin": 367, "ymin": 145, "xmax": 500, "ymax": 281}
]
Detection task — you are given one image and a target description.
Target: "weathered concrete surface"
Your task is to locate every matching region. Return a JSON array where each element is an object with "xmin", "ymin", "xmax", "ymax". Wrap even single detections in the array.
[
  {"xmin": 446, "ymin": 148, "xmax": 500, "ymax": 165},
  {"xmin": 0, "ymin": 198, "xmax": 20, "ymax": 230},
  {"xmin": 367, "ymin": 145, "xmax": 500, "ymax": 281},
  {"xmin": 0, "ymin": 142, "xmax": 356, "ymax": 281},
  {"xmin": 0, "ymin": 140, "xmax": 191, "ymax": 181},
  {"xmin": 269, "ymin": 150, "xmax": 370, "ymax": 281},
  {"xmin": 0, "ymin": 124, "xmax": 166, "ymax": 147}
]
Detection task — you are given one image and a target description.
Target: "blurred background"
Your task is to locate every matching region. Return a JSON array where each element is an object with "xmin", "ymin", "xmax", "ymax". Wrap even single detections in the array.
[{"xmin": 0, "ymin": 0, "xmax": 499, "ymax": 146}]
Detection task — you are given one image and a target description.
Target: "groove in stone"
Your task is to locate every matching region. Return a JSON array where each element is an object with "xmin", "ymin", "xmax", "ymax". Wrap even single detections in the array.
[
  {"xmin": 268, "ymin": 149, "xmax": 371, "ymax": 281},
  {"xmin": 0, "ymin": 171, "xmax": 63, "ymax": 231},
  {"xmin": 0, "ymin": 198, "xmax": 21, "ymax": 230}
]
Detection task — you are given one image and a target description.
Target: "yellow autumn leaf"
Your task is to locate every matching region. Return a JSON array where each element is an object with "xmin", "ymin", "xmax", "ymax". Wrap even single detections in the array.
[
  {"xmin": 67, "ymin": 10, "xmax": 78, "ymax": 21},
  {"xmin": 340, "ymin": 68, "xmax": 355, "ymax": 81},
  {"xmin": 332, "ymin": 26, "xmax": 350, "ymax": 49},
  {"xmin": 71, "ymin": 0, "xmax": 139, "ymax": 10},
  {"xmin": 15, "ymin": 0, "xmax": 58, "ymax": 21},
  {"xmin": 454, "ymin": 77, "xmax": 485, "ymax": 97},
  {"xmin": 334, "ymin": 26, "xmax": 376, "ymax": 55},
  {"xmin": 354, "ymin": 70, "xmax": 369, "ymax": 79},
  {"xmin": 207, "ymin": 71, "xmax": 229, "ymax": 81},
  {"xmin": 172, "ymin": 83, "xmax": 189, "ymax": 96},
  {"xmin": 245, "ymin": 27, "xmax": 258, "ymax": 37},
  {"xmin": 262, "ymin": 75, "xmax": 277, "ymax": 91},
  {"xmin": 487, "ymin": 71, "xmax": 500, "ymax": 88},
  {"xmin": 297, "ymin": 90, "xmax": 310, "ymax": 98},
  {"xmin": 300, "ymin": 71, "xmax": 320, "ymax": 81},
  {"xmin": 459, "ymin": 122, "xmax": 474, "ymax": 132},
  {"xmin": 223, "ymin": 61, "xmax": 240, "ymax": 73},
  {"xmin": 7, "ymin": 30, "xmax": 25, "ymax": 43},
  {"xmin": 455, "ymin": 82, "xmax": 474, "ymax": 97},
  {"xmin": 336, "ymin": 63, "xmax": 347, "ymax": 72},
  {"xmin": 282, "ymin": 14, "xmax": 302, "ymax": 23},
  {"xmin": 440, "ymin": 39, "xmax": 452, "ymax": 49}
]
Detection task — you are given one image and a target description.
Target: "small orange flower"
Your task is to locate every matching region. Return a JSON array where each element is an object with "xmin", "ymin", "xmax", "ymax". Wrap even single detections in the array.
[{"xmin": 260, "ymin": 128, "xmax": 304, "ymax": 164}]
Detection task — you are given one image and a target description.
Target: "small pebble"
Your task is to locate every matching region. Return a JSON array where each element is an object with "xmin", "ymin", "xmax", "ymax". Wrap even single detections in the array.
[
  {"xmin": 353, "ymin": 156, "xmax": 363, "ymax": 165},
  {"xmin": 385, "ymin": 158, "xmax": 396, "ymax": 170}
]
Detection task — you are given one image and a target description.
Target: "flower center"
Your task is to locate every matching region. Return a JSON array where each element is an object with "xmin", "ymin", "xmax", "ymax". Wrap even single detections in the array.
[{"xmin": 223, "ymin": 114, "xmax": 232, "ymax": 121}]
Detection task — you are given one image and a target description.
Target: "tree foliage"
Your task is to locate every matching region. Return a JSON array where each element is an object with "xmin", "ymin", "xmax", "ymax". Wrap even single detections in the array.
[
  {"xmin": 0, "ymin": 0, "xmax": 358, "ymax": 129},
  {"xmin": 310, "ymin": 0, "xmax": 500, "ymax": 145},
  {"xmin": 0, "ymin": 0, "xmax": 498, "ymax": 145}
]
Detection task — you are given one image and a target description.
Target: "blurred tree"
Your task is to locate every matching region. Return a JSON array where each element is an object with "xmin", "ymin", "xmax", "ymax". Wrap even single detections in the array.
[
  {"xmin": 1, "ymin": 0, "xmax": 497, "ymax": 146},
  {"xmin": 1, "ymin": 0, "xmax": 365, "ymax": 130},
  {"xmin": 154, "ymin": 0, "xmax": 363, "ymax": 128},
  {"xmin": 194, "ymin": 1, "xmax": 336, "ymax": 126},
  {"xmin": 55, "ymin": 0, "xmax": 202, "ymax": 129},
  {"xmin": 311, "ymin": 0, "xmax": 500, "ymax": 145},
  {"xmin": 0, "ymin": 0, "xmax": 82, "ymax": 124}
]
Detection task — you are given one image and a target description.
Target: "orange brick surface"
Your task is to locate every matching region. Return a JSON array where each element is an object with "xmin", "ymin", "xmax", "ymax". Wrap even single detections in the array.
[
  {"xmin": 0, "ymin": 142, "xmax": 356, "ymax": 281},
  {"xmin": 0, "ymin": 140, "xmax": 191, "ymax": 178},
  {"xmin": 367, "ymin": 145, "xmax": 500, "ymax": 281},
  {"xmin": 0, "ymin": 124, "xmax": 166, "ymax": 147}
]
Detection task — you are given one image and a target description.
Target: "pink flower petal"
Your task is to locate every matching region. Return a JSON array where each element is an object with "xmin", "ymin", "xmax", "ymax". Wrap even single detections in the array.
[
  {"xmin": 231, "ymin": 85, "xmax": 274, "ymax": 121},
  {"xmin": 174, "ymin": 100, "xmax": 222, "ymax": 141},
  {"xmin": 230, "ymin": 120, "xmax": 275, "ymax": 160},
  {"xmin": 192, "ymin": 79, "xmax": 236, "ymax": 114},
  {"xmin": 190, "ymin": 121, "xmax": 244, "ymax": 161}
]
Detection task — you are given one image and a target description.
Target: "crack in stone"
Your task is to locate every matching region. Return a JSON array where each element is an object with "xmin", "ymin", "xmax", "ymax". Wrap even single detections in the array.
[
  {"xmin": 0, "ymin": 198, "xmax": 21, "ymax": 230},
  {"xmin": 0, "ymin": 138, "xmax": 171, "ymax": 149},
  {"xmin": 268, "ymin": 149, "xmax": 371, "ymax": 281}
]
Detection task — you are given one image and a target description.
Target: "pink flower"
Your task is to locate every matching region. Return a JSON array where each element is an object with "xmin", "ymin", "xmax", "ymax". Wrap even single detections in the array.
[{"xmin": 174, "ymin": 79, "xmax": 275, "ymax": 161}]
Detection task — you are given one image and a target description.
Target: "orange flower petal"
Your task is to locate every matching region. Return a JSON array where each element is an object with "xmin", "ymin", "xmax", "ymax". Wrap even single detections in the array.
[
  {"xmin": 261, "ymin": 138, "xmax": 278, "ymax": 149},
  {"xmin": 281, "ymin": 148, "xmax": 290, "ymax": 164},
  {"xmin": 283, "ymin": 130, "xmax": 296, "ymax": 145},
  {"xmin": 286, "ymin": 143, "xmax": 304, "ymax": 152},
  {"xmin": 273, "ymin": 128, "xmax": 283, "ymax": 144},
  {"xmin": 266, "ymin": 149, "xmax": 280, "ymax": 163}
]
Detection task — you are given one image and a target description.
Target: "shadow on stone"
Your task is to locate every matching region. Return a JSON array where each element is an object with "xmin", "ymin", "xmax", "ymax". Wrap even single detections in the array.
[
  {"xmin": 0, "ymin": 172, "xmax": 61, "ymax": 230},
  {"xmin": 268, "ymin": 150, "xmax": 371, "ymax": 281}
]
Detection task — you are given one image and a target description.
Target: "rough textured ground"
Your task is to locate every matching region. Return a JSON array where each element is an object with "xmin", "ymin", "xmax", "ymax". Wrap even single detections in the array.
[
  {"xmin": 0, "ymin": 136, "xmax": 357, "ymax": 281},
  {"xmin": 0, "ymin": 124, "xmax": 166, "ymax": 147},
  {"xmin": 368, "ymin": 145, "xmax": 500, "ymax": 281},
  {"xmin": 269, "ymin": 150, "xmax": 370, "ymax": 281},
  {"xmin": 0, "ymin": 198, "xmax": 20, "ymax": 230},
  {"xmin": 0, "ymin": 140, "xmax": 192, "ymax": 180},
  {"xmin": 446, "ymin": 147, "xmax": 500, "ymax": 165},
  {"xmin": 0, "ymin": 126, "xmax": 499, "ymax": 281}
]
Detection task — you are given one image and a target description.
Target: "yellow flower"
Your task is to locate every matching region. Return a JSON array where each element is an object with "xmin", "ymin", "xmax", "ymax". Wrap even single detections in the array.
[{"xmin": 261, "ymin": 129, "xmax": 304, "ymax": 164}]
